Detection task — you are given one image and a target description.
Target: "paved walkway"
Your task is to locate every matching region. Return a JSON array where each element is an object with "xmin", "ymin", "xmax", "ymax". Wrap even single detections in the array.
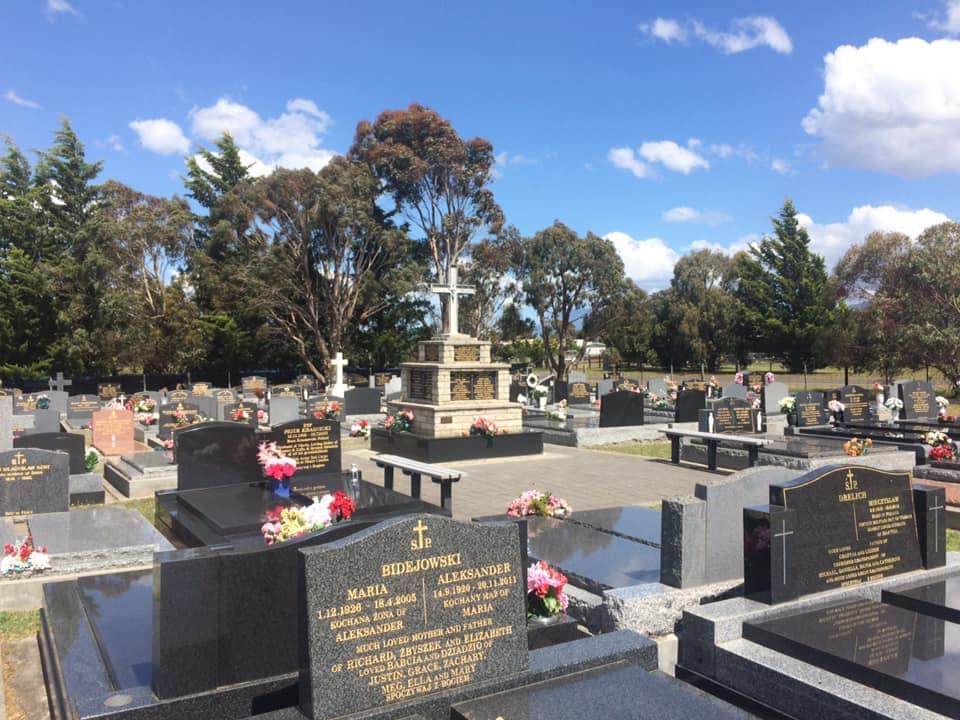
[{"xmin": 344, "ymin": 445, "xmax": 724, "ymax": 520}]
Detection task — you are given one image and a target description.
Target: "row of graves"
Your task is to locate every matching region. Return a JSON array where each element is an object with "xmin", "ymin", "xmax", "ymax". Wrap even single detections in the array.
[{"xmin": 34, "ymin": 416, "xmax": 760, "ymax": 720}]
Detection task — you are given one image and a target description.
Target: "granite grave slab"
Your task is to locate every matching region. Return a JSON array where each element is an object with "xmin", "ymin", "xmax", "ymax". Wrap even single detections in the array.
[
  {"xmin": 599, "ymin": 390, "xmax": 644, "ymax": 428},
  {"xmin": 269, "ymin": 397, "xmax": 301, "ymax": 426},
  {"xmin": 174, "ymin": 421, "xmax": 261, "ymax": 491},
  {"xmin": 342, "ymin": 386, "xmax": 381, "ymax": 415},
  {"xmin": 564, "ymin": 506, "xmax": 661, "ymax": 547},
  {"xmin": 67, "ymin": 394, "xmax": 101, "ymax": 421}
]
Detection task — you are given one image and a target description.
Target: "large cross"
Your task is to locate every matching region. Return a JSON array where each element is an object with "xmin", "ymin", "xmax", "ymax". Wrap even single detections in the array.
[
  {"xmin": 48, "ymin": 372, "xmax": 72, "ymax": 393},
  {"xmin": 429, "ymin": 266, "xmax": 475, "ymax": 337},
  {"xmin": 328, "ymin": 352, "xmax": 349, "ymax": 398},
  {"xmin": 774, "ymin": 519, "xmax": 794, "ymax": 587}
]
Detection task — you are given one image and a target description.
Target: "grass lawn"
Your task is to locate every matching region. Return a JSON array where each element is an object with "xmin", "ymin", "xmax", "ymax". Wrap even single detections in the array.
[
  {"xmin": 590, "ymin": 441, "xmax": 672, "ymax": 460},
  {"xmin": 0, "ymin": 610, "xmax": 39, "ymax": 642},
  {"xmin": 948, "ymin": 530, "xmax": 960, "ymax": 553},
  {"xmin": 120, "ymin": 497, "xmax": 157, "ymax": 526}
]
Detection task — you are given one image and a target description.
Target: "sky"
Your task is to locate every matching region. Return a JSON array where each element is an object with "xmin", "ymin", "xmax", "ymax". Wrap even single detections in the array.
[{"xmin": 3, "ymin": 0, "xmax": 960, "ymax": 290}]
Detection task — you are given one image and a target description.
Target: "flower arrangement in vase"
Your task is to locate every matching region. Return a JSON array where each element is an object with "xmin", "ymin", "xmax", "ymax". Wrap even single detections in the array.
[
  {"xmin": 526, "ymin": 561, "xmax": 569, "ymax": 620},
  {"xmin": 779, "ymin": 396, "xmax": 796, "ymax": 422},
  {"xmin": 470, "ymin": 417, "xmax": 500, "ymax": 438},
  {"xmin": 350, "ymin": 419, "xmax": 370, "ymax": 438},
  {"xmin": 506, "ymin": 489, "xmax": 571, "ymax": 517},
  {"xmin": 2, "ymin": 536, "xmax": 50, "ymax": 577},
  {"xmin": 257, "ymin": 441, "xmax": 298, "ymax": 497},
  {"xmin": 827, "ymin": 399, "xmax": 845, "ymax": 423},
  {"xmin": 925, "ymin": 430, "xmax": 956, "ymax": 463},
  {"xmin": 843, "ymin": 437, "xmax": 872, "ymax": 457},
  {"xmin": 384, "ymin": 408, "xmax": 415, "ymax": 434},
  {"xmin": 885, "ymin": 396, "xmax": 903, "ymax": 423},
  {"xmin": 131, "ymin": 397, "xmax": 158, "ymax": 425},
  {"xmin": 764, "ymin": 372, "xmax": 776, "ymax": 384},
  {"xmin": 313, "ymin": 401, "xmax": 342, "ymax": 420},
  {"xmin": 936, "ymin": 396, "xmax": 950, "ymax": 418},
  {"xmin": 231, "ymin": 405, "xmax": 253, "ymax": 422},
  {"xmin": 260, "ymin": 492, "xmax": 356, "ymax": 544}
]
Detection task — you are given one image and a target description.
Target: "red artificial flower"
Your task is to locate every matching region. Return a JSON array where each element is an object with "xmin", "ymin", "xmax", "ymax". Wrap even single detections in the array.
[
  {"xmin": 330, "ymin": 491, "xmax": 357, "ymax": 521},
  {"xmin": 265, "ymin": 504, "xmax": 285, "ymax": 522},
  {"xmin": 3, "ymin": 544, "xmax": 13, "ymax": 556}
]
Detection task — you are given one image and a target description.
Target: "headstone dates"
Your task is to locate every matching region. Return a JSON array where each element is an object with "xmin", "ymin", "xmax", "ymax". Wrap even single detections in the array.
[
  {"xmin": 711, "ymin": 397, "xmax": 760, "ymax": 434},
  {"xmin": 0, "ymin": 448, "xmax": 69, "ymax": 516},
  {"xmin": 744, "ymin": 465, "xmax": 925, "ymax": 604},
  {"xmin": 270, "ymin": 419, "xmax": 341, "ymax": 475},
  {"xmin": 839, "ymin": 385, "xmax": 875, "ymax": 423},
  {"xmin": 299, "ymin": 515, "xmax": 527, "ymax": 718},
  {"xmin": 793, "ymin": 390, "xmax": 828, "ymax": 427},
  {"xmin": 899, "ymin": 380, "xmax": 937, "ymax": 420}
]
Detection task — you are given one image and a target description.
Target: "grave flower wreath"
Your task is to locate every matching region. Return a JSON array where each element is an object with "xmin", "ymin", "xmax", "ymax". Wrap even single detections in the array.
[
  {"xmin": 843, "ymin": 437, "xmax": 872, "ymax": 457},
  {"xmin": 384, "ymin": 408, "xmax": 415, "ymax": 434},
  {"xmin": 350, "ymin": 419, "xmax": 370, "ymax": 438},
  {"xmin": 526, "ymin": 561, "xmax": 569, "ymax": 618},
  {"xmin": 313, "ymin": 401, "xmax": 342, "ymax": 420},
  {"xmin": 260, "ymin": 492, "xmax": 357, "ymax": 545},
  {"xmin": 469, "ymin": 417, "xmax": 500, "ymax": 438},
  {"xmin": 35, "ymin": 394, "xmax": 50, "ymax": 410},
  {"xmin": 506, "ymin": 489, "xmax": 571, "ymax": 518},
  {"xmin": 231, "ymin": 405, "xmax": 252, "ymax": 422},
  {"xmin": 884, "ymin": 397, "xmax": 904, "ymax": 411},
  {"xmin": 2, "ymin": 536, "xmax": 50, "ymax": 577},
  {"xmin": 925, "ymin": 430, "xmax": 955, "ymax": 462}
]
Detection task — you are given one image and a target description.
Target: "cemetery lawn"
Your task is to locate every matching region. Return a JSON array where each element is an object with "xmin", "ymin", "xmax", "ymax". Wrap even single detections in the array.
[
  {"xmin": 0, "ymin": 610, "xmax": 39, "ymax": 641},
  {"xmin": 948, "ymin": 529, "xmax": 960, "ymax": 553},
  {"xmin": 121, "ymin": 497, "xmax": 156, "ymax": 525},
  {"xmin": 590, "ymin": 441, "xmax": 672, "ymax": 459}
]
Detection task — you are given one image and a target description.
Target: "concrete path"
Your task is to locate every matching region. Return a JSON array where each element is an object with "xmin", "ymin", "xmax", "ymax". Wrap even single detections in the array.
[{"xmin": 344, "ymin": 445, "xmax": 723, "ymax": 520}]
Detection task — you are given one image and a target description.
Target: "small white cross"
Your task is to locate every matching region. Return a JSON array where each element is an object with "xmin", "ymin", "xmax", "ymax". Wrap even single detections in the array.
[
  {"xmin": 429, "ymin": 266, "xmax": 475, "ymax": 337},
  {"xmin": 774, "ymin": 519, "xmax": 794, "ymax": 586}
]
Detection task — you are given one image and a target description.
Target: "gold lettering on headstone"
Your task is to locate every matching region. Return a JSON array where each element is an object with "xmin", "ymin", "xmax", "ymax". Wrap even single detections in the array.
[
  {"xmin": 1, "ymin": 452, "xmax": 53, "ymax": 483},
  {"xmin": 454, "ymin": 345, "xmax": 480, "ymax": 362},
  {"xmin": 276, "ymin": 423, "xmax": 339, "ymax": 472}
]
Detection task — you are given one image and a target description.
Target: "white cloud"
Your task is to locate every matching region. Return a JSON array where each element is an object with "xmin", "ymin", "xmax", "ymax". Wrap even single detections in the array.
[
  {"xmin": 188, "ymin": 96, "xmax": 336, "ymax": 172},
  {"xmin": 662, "ymin": 206, "xmax": 733, "ymax": 225},
  {"xmin": 493, "ymin": 151, "xmax": 538, "ymax": 177},
  {"xmin": 925, "ymin": 1, "xmax": 960, "ymax": 33},
  {"xmin": 639, "ymin": 140, "xmax": 709, "ymax": 174},
  {"xmin": 607, "ymin": 147, "xmax": 650, "ymax": 179},
  {"xmin": 107, "ymin": 135, "xmax": 125, "ymax": 152},
  {"xmin": 689, "ymin": 235, "xmax": 755, "ymax": 256},
  {"xmin": 798, "ymin": 205, "xmax": 952, "ymax": 267},
  {"xmin": 4, "ymin": 90, "xmax": 40, "ymax": 109},
  {"xmin": 129, "ymin": 118, "xmax": 191, "ymax": 155},
  {"xmin": 639, "ymin": 16, "xmax": 793, "ymax": 54},
  {"xmin": 802, "ymin": 37, "xmax": 960, "ymax": 176},
  {"xmin": 604, "ymin": 231, "xmax": 679, "ymax": 290},
  {"xmin": 771, "ymin": 158, "xmax": 791, "ymax": 175},
  {"xmin": 46, "ymin": 0, "xmax": 78, "ymax": 15}
]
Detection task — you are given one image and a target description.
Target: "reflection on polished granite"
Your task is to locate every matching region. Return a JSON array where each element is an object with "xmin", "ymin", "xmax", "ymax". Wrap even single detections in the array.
[
  {"xmin": 27, "ymin": 506, "xmax": 173, "ymax": 554},
  {"xmin": 564, "ymin": 506, "xmax": 661, "ymax": 547}
]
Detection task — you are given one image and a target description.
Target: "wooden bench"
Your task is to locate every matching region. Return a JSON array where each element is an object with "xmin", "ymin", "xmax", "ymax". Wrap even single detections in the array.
[
  {"xmin": 372, "ymin": 454, "xmax": 465, "ymax": 512},
  {"xmin": 659, "ymin": 429, "xmax": 767, "ymax": 471}
]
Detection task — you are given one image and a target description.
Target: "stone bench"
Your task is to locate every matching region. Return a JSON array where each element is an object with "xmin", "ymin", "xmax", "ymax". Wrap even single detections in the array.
[
  {"xmin": 372, "ymin": 454, "xmax": 465, "ymax": 512},
  {"xmin": 659, "ymin": 429, "xmax": 766, "ymax": 471}
]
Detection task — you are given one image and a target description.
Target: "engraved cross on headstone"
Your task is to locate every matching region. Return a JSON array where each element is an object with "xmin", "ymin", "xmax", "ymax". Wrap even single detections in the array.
[
  {"xmin": 48, "ymin": 372, "xmax": 72, "ymax": 393},
  {"xmin": 429, "ymin": 266, "xmax": 475, "ymax": 337},
  {"xmin": 930, "ymin": 496, "xmax": 944, "ymax": 554},
  {"xmin": 774, "ymin": 519, "xmax": 793, "ymax": 586}
]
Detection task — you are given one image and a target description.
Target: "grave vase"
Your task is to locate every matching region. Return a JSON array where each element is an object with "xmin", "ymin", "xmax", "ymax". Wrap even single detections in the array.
[
  {"xmin": 273, "ymin": 478, "xmax": 291, "ymax": 498},
  {"xmin": 538, "ymin": 396, "xmax": 547, "ymax": 410},
  {"xmin": 890, "ymin": 407, "xmax": 900, "ymax": 424}
]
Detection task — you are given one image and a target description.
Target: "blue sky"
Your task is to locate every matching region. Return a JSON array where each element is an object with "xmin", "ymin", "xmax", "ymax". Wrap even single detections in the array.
[{"xmin": 4, "ymin": 0, "xmax": 959, "ymax": 288}]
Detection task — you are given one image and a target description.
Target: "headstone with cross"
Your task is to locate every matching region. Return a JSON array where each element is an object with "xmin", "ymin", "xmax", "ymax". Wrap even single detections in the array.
[
  {"xmin": 0, "ymin": 447, "xmax": 70, "ymax": 515},
  {"xmin": 48, "ymin": 372, "xmax": 73, "ymax": 393},
  {"xmin": 327, "ymin": 351, "xmax": 350, "ymax": 398},
  {"xmin": 428, "ymin": 265, "xmax": 476, "ymax": 337},
  {"xmin": 744, "ymin": 465, "xmax": 926, "ymax": 604},
  {"xmin": 911, "ymin": 485, "xmax": 947, "ymax": 569}
]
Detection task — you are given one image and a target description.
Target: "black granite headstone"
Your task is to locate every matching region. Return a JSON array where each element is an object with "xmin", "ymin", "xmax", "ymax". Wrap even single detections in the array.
[
  {"xmin": 269, "ymin": 419, "xmax": 341, "ymax": 477},
  {"xmin": 157, "ymin": 402, "xmax": 200, "ymax": 440},
  {"xmin": 14, "ymin": 432, "xmax": 85, "ymax": 474},
  {"xmin": 793, "ymin": 390, "xmax": 828, "ymax": 427},
  {"xmin": 299, "ymin": 515, "xmax": 527, "ymax": 719},
  {"xmin": 839, "ymin": 384, "xmax": 876, "ymax": 423},
  {"xmin": 599, "ymin": 390, "xmax": 644, "ymax": 428},
  {"xmin": 0, "ymin": 447, "xmax": 69, "ymax": 516},
  {"xmin": 271, "ymin": 384, "xmax": 303, "ymax": 399},
  {"xmin": 67, "ymin": 394, "xmax": 101, "ymax": 421},
  {"xmin": 912, "ymin": 485, "xmax": 947, "ymax": 569},
  {"xmin": 223, "ymin": 401, "xmax": 258, "ymax": 427},
  {"xmin": 174, "ymin": 422, "xmax": 261, "ymax": 491},
  {"xmin": 343, "ymin": 387, "xmax": 381, "ymax": 415},
  {"xmin": 899, "ymin": 380, "xmax": 937, "ymax": 420},
  {"xmin": 710, "ymin": 397, "xmax": 760, "ymax": 434},
  {"xmin": 744, "ymin": 465, "xmax": 924, "ymax": 604},
  {"xmin": 674, "ymin": 389, "xmax": 706, "ymax": 423}
]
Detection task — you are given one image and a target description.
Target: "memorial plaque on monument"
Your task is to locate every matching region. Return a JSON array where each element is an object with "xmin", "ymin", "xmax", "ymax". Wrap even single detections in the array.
[
  {"xmin": 14, "ymin": 432, "xmax": 85, "ymax": 474},
  {"xmin": 839, "ymin": 384, "xmax": 875, "ymax": 423},
  {"xmin": 711, "ymin": 397, "xmax": 759, "ymax": 434},
  {"xmin": 450, "ymin": 371, "xmax": 474, "ymax": 401},
  {"xmin": 422, "ymin": 344, "xmax": 440, "ymax": 362},
  {"xmin": 299, "ymin": 515, "xmax": 527, "ymax": 719},
  {"xmin": 157, "ymin": 402, "xmax": 199, "ymax": 440},
  {"xmin": 599, "ymin": 390, "xmax": 644, "ymax": 428},
  {"xmin": 793, "ymin": 390, "xmax": 827, "ymax": 427},
  {"xmin": 242, "ymin": 375, "xmax": 267, "ymax": 395},
  {"xmin": 744, "ymin": 465, "xmax": 924, "ymax": 604},
  {"xmin": 190, "ymin": 381, "xmax": 210, "ymax": 396},
  {"xmin": 270, "ymin": 419, "xmax": 341, "ymax": 477},
  {"xmin": 174, "ymin": 422, "xmax": 261, "ymax": 491},
  {"xmin": 473, "ymin": 371, "xmax": 497, "ymax": 401},
  {"xmin": 343, "ymin": 387, "xmax": 381, "ymax": 415},
  {"xmin": 674, "ymin": 388, "xmax": 706, "ymax": 423},
  {"xmin": 453, "ymin": 344, "xmax": 481, "ymax": 362},
  {"xmin": 567, "ymin": 381, "xmax": 592, "ymax": 405},
  {"xmin": 91, "ymin": 408, "xmax": 135, "ymax": 455},
  {"xmin": 272, "ymin": 384, "xmax": 302, "ymax": 399},
  {"xmin": 0, "ymin": 448, "xmax": 69, "ymax": 516},
  {"xmin": 166, "ymin": 389, "xmax": 189, "ymax": 403},
  {"xmin": 899, "ymin": 380, "xmax": 937, "ymax": 420},
  {"xmin": 67, "ymin": 394, "xmax": 101, "ymax": 421},
  {"xmin": 223, "ymin": 401, "xmax": 258, "ymax": 427},
  {"xmin": 744, "ymin": 598, "xmax": 957, "ymax": 717},
  {"xmin": 97, "ymin": 383, "xmax": 120, "ymax": 401},
  {"xmin": 408, "ymin": 369, "xmax": 435, "ymax": 402},
  {"xmin": 761, "ymin": 381, "xmax": 789, "ymax": 415}
]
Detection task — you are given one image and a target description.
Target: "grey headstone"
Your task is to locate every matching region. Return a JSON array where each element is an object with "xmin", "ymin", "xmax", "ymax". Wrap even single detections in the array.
[
  {"xmin": 646, "ymin": 379, "xmax": 667, "ymax": 396},
  {"xmin": 67, "ymin": 394, "xmax": 101, "ymax": 421},
  {"xmin": 696, "ymin": 466, "xmax": 801, "ymax": 585},
  {"xmin": 0, "ymin": 447, "xmax": 70, "ymax": 516},
  {"xmin": 45, "ymin": 390, "xmax": 69, "ymax": 416},
  {"xmin": 384, "ymin": 376, "xmax": 402, "ymax": 401},
  {"xmin": 761, "ymin": 381, "xmax": 789, "ymax": 415},
  {"xmin": 569, "ymin": 370, "xmax": 588, "ymax": 383},
  {"xmin": 597, "ymin": 379, "xmax": 616, "ymax": 397},
  {"xmin": 0, "ymin": 397, "xmax": 11, "ymax": 451},
  {"xmin": 189, "ymin": 394, "xmax": 218, "ymax": 420},
  {"xmin": 342, "ymin": 387, "xmax": 381, "ymax": 415},
  {"xmin": 24, "ymin": 409, "xmax": 61, "ymax": 435},
  {"xmin": 659, "ymin": 496, "xmax": 706, "ymax": 588},
  {"xmin": 268, "ymin": 397, "xmax": 300, "ymax": 425},
  {"xmin": 721, "ymin": 382, "xmax": 748, "ymax": 400},
  {"xmin": 299, "ymin": 515, "xmax": 527, "ymax": 719}
]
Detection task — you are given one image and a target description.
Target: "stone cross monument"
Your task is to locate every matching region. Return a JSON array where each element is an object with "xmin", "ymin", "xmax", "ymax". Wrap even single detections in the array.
[
  {"xmin": 429, "ymin": 266, "xmax": 475, "ymax": 337},
  {"xmin": 328, "ymin": 352, "xmax": 350, "ymax": 398}
]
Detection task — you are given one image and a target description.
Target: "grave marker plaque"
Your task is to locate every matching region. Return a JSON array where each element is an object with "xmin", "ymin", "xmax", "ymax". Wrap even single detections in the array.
[
  {"xmin": 91, "ymin": 408, "xmax": 135, "ymax": 455},
  {"xmin": 839, "ymin": 384, "xmax": 875, "ymax": 423},
  {"xmin": 744, "ymin": 465, "xmax": 924, "ymax": 604},
  {"xmin": 270, "ymin": 419, "xmax": 341, "ymax": 476},
  {"xmin": 899, "ymin": 380, "xmax": 937, "ymax": 420},
  {"xmin": 711, "ymin": 397, "xmax": 759, "ymax": 434},
  {"xmin": 453, "ymin": 345, "xmax": 481, "ymax": 362},
  {"xmin": 242, "ymin": 376, "xmax": 268, "ymax": 395},
  {"xmin": 166, "ymin": 389, "xmax": 189, "ymax": 403},
  {"xmin": 422, "ymin": 344, "xmax": 441, "ymax": 362},
  {"xmin": 299, "ymin": 515, "xmax": 527, "ymax": 718},
  {"xmin": 272, "ymin": 384, "xmax": 302, "ymax": 399},
  {"xmin": 567, "ymin": 381, "xmax": 592, "ymax": 405},
  {"xmin": 97, "ymin": 383, "xmax": 120, "ymax": 401},
  {"xmin": 67, "ymin": 394, "xmax": 101, "ymax": 421},
  {"xmin": 342, "ymin": 387, "xmax": 381, "ymax": 415},
  {"xmin": 174, "ymin": 422, "xmax": 261, "ymax": 491},
  {"xmin": 190, "ymin": 382, "xmax": 210, "ymax": 396},
  {"xmin": 0, "ymin": 448, "xmax": 69, "ymax": 516},
  {"xmin": 157, "ymin": 402, "xmax": 199, "ymax": 440},
  {"xmin": 408, "ymin": 369, "xmax": 435, "ymax": 402},
  {"xmin": 793, "ymin": 390, "xmax": 827, "ymax": 427},
  {"xmin": 223, "ymin": 401, "xmax": 258, "ymax": 427},
  {"xmin": 450, "ymin": 371, "xmax": 498, "ymax": 402},
  {"xmin": 14, "ymin": 393, "xmax": 40, "ymax": 415}
]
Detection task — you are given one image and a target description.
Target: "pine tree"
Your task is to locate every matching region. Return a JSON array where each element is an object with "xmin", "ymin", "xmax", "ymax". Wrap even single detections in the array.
[{"xmin": 735, "ymin": 200, "xmax": 836, "ymax": 371}]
